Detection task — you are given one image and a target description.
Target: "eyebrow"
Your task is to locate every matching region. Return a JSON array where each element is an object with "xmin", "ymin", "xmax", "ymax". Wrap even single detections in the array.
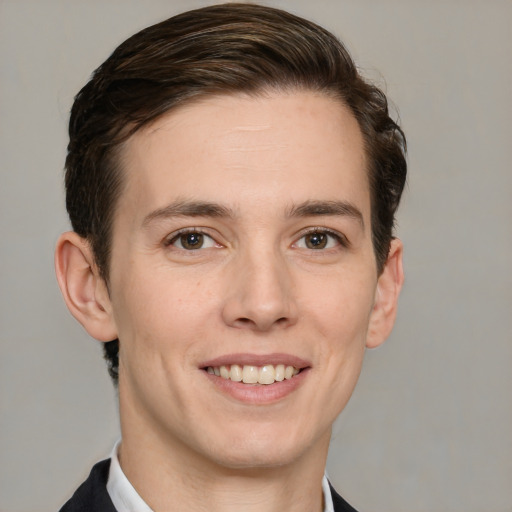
[
  {"xmin": 142, "ymin": 199, "xmax": 364, "ymax": 229},
  {"xmin": 287, "ymin": 200, "xmax": 365, "ymax": 229},
  {"xmin": 142, "ymin": 200, "xmax": 235, "ymax": 227}
]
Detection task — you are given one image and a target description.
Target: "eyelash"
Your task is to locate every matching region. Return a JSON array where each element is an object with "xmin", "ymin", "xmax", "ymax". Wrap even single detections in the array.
[
  {"xmin": 294, "ymin": 228, "xmax": 349, "ymax": 250},
  {"xmin": 164, "ymin": 227, "xmax": 348, "ymax": 251},
  {"xmin": 164, "ymin": 228, "xmax": 216, "ymax": 249}
]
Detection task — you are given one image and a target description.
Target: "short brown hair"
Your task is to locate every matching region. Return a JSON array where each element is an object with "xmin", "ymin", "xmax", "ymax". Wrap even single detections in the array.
[{"xmin": 65, "ymin": 2, "xmax": 407, "ymax": 383}]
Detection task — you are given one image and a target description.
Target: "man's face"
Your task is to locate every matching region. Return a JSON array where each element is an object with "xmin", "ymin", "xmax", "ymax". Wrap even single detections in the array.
[{"xmin": 106, "ymin": 91, "xmax": 393, "ymax": 469}]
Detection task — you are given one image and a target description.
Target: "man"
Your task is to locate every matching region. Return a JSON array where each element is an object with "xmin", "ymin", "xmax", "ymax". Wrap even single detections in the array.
[{"xmin": 55, "ymin": 3, "xmax": 406, "ymax": 511}]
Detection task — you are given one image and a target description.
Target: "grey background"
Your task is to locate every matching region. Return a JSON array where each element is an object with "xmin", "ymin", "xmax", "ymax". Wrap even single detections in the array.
[{"xmin": 1, "ymin": 1, "xmax": 511, "ymax": 511}]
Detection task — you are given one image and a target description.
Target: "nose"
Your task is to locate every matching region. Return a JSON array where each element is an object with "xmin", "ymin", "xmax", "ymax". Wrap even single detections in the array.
[{"xmin": 221, "ymin": 249, "xmax": 298, "ymax": 332}]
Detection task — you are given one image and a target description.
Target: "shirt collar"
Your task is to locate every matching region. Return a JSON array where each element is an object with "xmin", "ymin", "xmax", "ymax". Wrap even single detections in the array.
[
  {"xmin": 106, "ymin": 440, "xmax": 152, "ymax": 512},
  {"xmin": 107, "ymin": 440, "xmax": 334, "ymax": 512}
]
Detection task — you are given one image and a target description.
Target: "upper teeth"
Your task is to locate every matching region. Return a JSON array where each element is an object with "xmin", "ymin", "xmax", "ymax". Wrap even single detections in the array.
[{"xmin": 206, "ymin": 364, "xmax": 300, "ymax": 385}]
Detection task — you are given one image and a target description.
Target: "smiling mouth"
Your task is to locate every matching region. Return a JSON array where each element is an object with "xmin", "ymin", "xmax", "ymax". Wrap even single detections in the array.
[{"xmin": 205, "ymin": 364, "xmax": 301, "ymax": 385}]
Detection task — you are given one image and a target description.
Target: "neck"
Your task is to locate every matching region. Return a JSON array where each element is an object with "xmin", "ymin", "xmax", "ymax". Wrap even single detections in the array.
[{"xmin": 119, "ymin": 418, "xmax": 330, "ymax": 512}]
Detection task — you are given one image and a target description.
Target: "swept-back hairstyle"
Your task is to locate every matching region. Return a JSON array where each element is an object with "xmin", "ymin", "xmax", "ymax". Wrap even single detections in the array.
[{"xmin": 65, "ymin": 3, "xmax": 407, "ymax": 384}]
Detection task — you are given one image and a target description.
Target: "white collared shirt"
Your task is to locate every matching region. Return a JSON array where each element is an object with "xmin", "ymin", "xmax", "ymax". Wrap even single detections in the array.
[{"xmin": 107, "ymin": 440, "xmax": 334, "ymax": 512}]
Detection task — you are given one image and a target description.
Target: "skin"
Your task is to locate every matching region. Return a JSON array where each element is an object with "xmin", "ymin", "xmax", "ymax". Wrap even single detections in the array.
[{"xmin": 56, "ymin": 91, "xmax": 403, "ymax": 512}]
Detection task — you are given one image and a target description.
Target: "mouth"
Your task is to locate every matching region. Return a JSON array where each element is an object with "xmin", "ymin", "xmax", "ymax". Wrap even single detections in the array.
[
  {"xmin": 200, "ymin": 354, "xmax": 310, "ymax": 403},
  {"xmin": 205, "ymin": 364, "xmax": 301, "ymax": 385}
]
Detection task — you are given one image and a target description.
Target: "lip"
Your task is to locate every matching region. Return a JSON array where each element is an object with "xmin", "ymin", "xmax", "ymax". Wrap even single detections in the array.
[
  {"xmin": 200, "ymin": 352, "xmax": 310, "ymax": 369},
  {"xmin": 199, "ymin": 353, "xmax": 311, "ymax": 405}
]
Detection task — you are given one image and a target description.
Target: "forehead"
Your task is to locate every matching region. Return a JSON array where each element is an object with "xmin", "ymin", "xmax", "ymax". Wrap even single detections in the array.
[{"xmin": 117, "ymin": 91, "xmax": 369, "ymax": 221}]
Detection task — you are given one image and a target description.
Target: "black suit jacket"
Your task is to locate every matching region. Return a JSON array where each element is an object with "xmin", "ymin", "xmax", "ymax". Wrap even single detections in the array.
[{"xmin": 59, "ymin": 459, "xmax": 358, "ymax": 512}]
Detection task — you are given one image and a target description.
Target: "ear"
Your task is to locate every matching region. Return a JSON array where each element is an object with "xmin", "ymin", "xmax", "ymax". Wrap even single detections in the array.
[
  {"xmin": 366, "ymin": 238, "xmax": 404, "ymax": 349},
  {"xmin": 55, "ymin": 231, "xmax": 118, "ymax": 342}
]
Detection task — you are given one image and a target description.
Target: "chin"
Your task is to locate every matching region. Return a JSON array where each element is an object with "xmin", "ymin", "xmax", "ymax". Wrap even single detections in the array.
[
  {"xmin": 200, "ymin": 425, "xmax": 324, "ymax": 471},
  {"xmin": 209, "ymin": 445, "xmax": 299, "ymax": 470}
]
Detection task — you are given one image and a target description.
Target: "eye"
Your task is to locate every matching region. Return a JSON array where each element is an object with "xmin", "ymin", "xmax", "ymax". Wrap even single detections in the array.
[
  {"xmin": 167, "ymin": 230, "xmax": 218, "ymax": 250},
  {"xmin": 295, "ymin": 230, "xmax": 344, "ymax": 250}
]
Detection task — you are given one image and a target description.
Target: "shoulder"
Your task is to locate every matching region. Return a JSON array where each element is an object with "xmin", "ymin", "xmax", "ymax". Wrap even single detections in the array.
[
  {"xmin": 329, "ymin": 482, "xmax": 359, "ymax": 512},
  {"xmin": 59, "ymin": 459, "xmax": 117, "ymax": 512}
]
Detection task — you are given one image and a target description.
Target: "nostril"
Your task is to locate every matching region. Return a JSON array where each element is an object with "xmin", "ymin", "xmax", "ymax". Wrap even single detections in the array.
[
  {"xmin": 231, "ymin": 315, "xmax": 290, "ymax": 330},
  {"xmin": 233, "ymin": 317, "xmax": 253, "ymax": 327}
]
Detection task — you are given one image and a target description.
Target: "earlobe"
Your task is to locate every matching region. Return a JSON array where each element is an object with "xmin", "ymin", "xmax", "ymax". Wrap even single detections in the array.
[
  {"xmin": 55, "ymin": 231, "xmax": 118, "ymax": 342},
  {"xmin": 366, "ymin": 238, "xmax": 404, "ymax": 349}
]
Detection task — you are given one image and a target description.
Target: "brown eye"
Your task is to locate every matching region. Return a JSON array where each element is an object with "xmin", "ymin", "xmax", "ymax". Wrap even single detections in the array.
[
  {"xmin": 305, "ymin": 232, "xmax": 328, "ymax": 249},
  {"xmin": 294, "ymin": 230, "xmax": 344, "ymax": 251},
  {"xmin": 180, "ymin": 232, "xmax": 204, "ymax": 250},
  {"xmin": 168, "ymin": 231, "xmax": 217, "ymax": 250}
]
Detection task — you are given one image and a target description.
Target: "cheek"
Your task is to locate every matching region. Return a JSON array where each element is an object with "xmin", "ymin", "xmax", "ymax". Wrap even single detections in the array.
[
  {"xmin": 111, "ymin": 267, "xmax": 219, "ymax": 358},
  {"xmin": 300, "ymin": 267, "xmax": 375, "ymax": 407},
  {"xmin": 300, "ymin": 268, "xmax": 376, "ymax": 345}
]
